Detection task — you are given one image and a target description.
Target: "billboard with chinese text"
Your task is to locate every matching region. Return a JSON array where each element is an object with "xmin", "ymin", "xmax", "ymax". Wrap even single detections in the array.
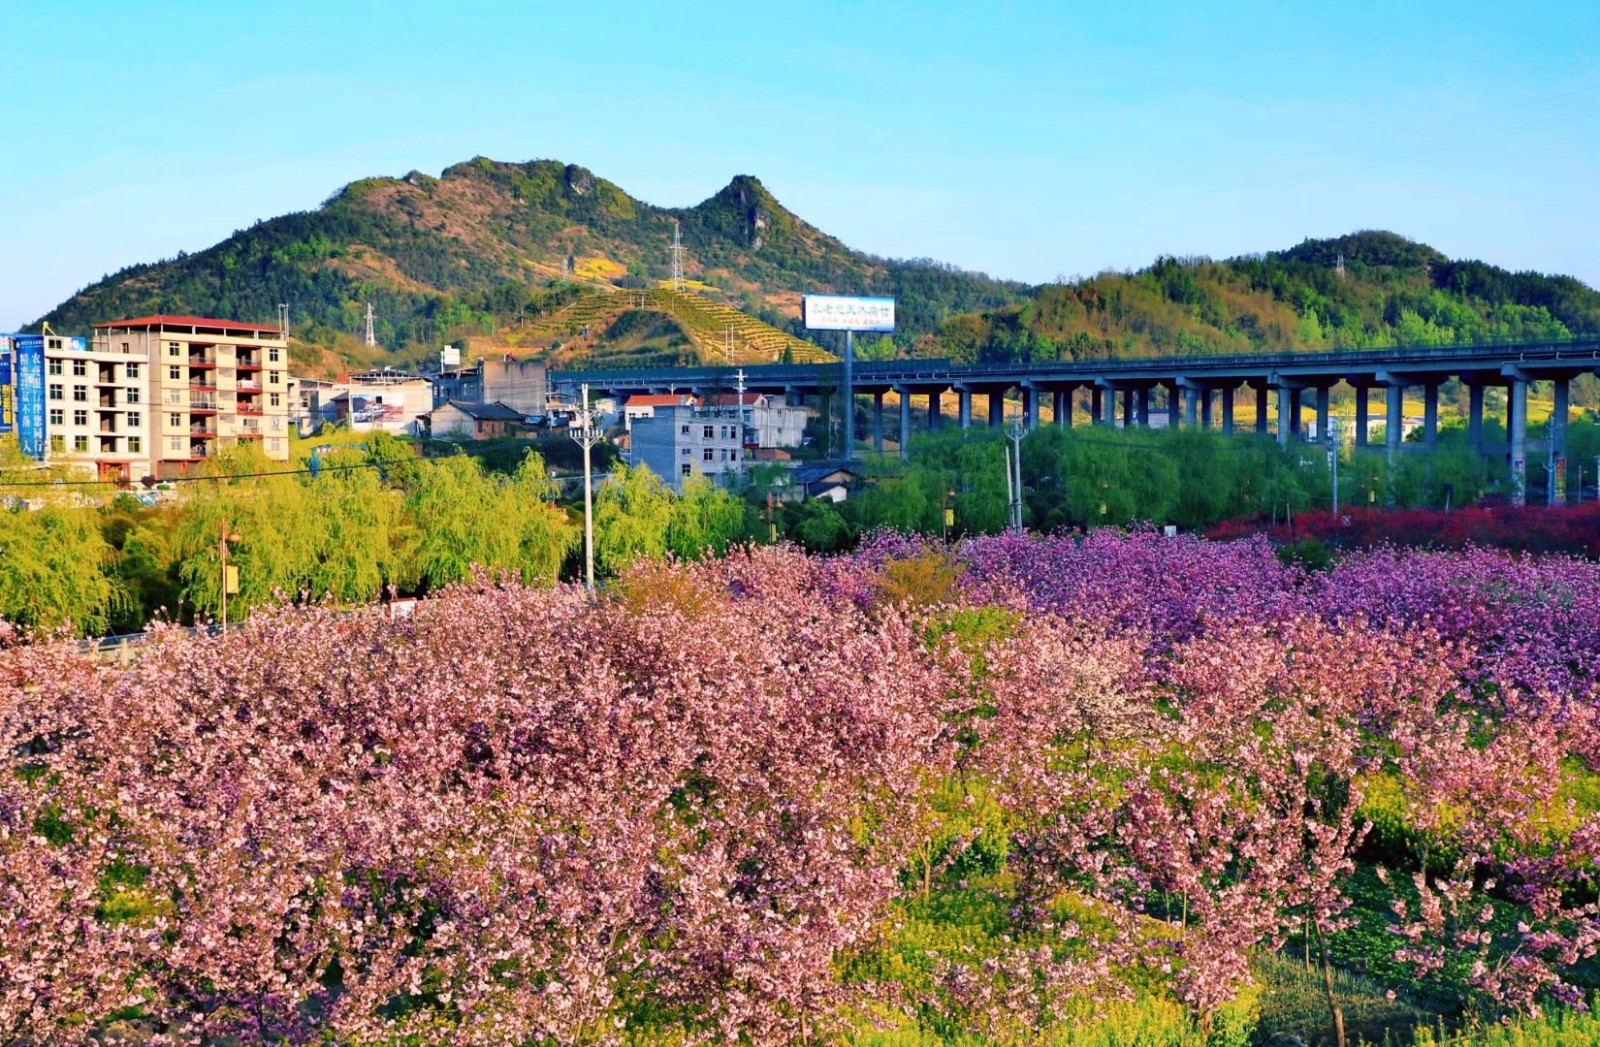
[{"xmin": 802, "ymin": 295, "xmax": 895, "ymax": 332}]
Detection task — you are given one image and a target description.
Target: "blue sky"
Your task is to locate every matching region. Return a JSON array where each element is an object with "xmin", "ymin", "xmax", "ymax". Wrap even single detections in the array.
[{"xmin": 2, "ymin": 0, "xmax": 1597, "ymax": 328}]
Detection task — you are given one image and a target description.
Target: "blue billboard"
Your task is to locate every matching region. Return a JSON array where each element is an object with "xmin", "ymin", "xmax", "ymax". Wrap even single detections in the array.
[
  {"xmin": 0, "ymin": 337, "xmax": 12, "ymax": 435},
  {"xmin": 5, "ymin": 335, "xmax": 47, "ymax": 459}
]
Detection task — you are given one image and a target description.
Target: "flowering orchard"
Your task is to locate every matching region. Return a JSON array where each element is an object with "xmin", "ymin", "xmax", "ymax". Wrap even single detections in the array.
[{"xmin": 4, "ymin": 534, "xmax": 1600, "ymax": 1045}]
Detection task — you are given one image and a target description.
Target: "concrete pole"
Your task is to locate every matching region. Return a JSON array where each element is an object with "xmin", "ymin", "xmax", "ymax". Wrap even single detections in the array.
[
  {"xmin": 989, "ymin": 390, "xmax": 1005, "ymax": 427},
  {"xmin": 1054, "ymin": 389, "xmax": 1070, "ymax": 428},
  {"xmin": 1289, "ymin": 389, "xmax": 1304, "ymax": 440},
  {"xmin": 1255, "ymin": 385, "xmax": 1269, "ymax": 434},
  {"xmin": 958, "ymin": 387, "xmax": 972, "ymax": 432},
  {"xmin": 1423, "ymin": 384, "xmax": 1439, "ymax": 448},
  {"xmin": 1101, "ymin": 385, "xmax": 1116, "ymax": 426},
  {"xmin": 1509, "ymin": 378, "xmax": 1527, "ymax": 506},
  {"xmin": 1199, "ymin": 389, "xmax": 1213, "ymax": 429},
  {"xmin": 1468, "ymin": 383, "xmax": 1484, "ymax": 452},
  {"xmin": 1220, "ymin": 386, "xmax": 1235, "ymax": 435},
  {"xmin": 927, "ymin": 390, "xmax": 941, "ymax": 430},
  {"xmin": 1026, "ymin": 386, "xmax": 1040, "ymax": 430},
  {"xmin": 1120, "ymin": 389, "xmax": 1133, "ymax": 429},
  {"xmin": 1315, "ymin": 385, "xmax": 1331, "ymax": 443},
  {"xmin": 1354, "ymin": 386, "xmax": 1369, "ymax": 447},
  {"xmin": 1169, "ymin": 384, "xmax": 1182, "ymax": 429},
  {"xmin": 872, "ymin": 392, "xmax": 884, "ymax": 454},
  {"xmin": 1137, "ymin": 387, "xmax": 1151, "ymax": 427},
  {"xmin": 898, "ymin": 387, "xmax": 910, "ymax": 462},
  {"xmin": 1184, "ymin": 387, "xmax": 1199, "ymax": 428},
  {"xmin": 1090, "ymin": 386, "xmax": 1104, "ymax": 425},
  {"xmin": 1277, "ymin": 386, "xmax": 1292, "ymax": 446}
]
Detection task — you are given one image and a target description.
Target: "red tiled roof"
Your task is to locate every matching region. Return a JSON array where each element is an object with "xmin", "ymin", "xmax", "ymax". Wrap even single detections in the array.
[
  {"xmin": 93, "ymin": 314, "xmax": 283, "ymax": 335},
  {"xmin": 625, "ymin": 393, "xmax": 697, "ymax": 408}
]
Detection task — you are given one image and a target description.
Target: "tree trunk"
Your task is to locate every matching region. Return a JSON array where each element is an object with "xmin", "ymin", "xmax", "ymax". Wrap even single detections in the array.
[{"xmin": 1319, "ymin": 931, "xmax": 1347, "ymax": 1047}]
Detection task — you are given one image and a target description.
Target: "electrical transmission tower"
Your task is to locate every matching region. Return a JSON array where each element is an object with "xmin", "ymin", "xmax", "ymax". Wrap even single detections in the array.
[
  {"xmin": 670, "ymin": 220, "xmax": 685, "ymax": 292},
  {"xmin": 364, "ymin": 302, "xmax": 377, "ymax": 347},
  {"xmin": 277, "ymin": 303, "xmax": 290, "ymax": 339},
  {"xmin": 1335, "ymin": 252, "xmax": 1346, "ymax": 280}
]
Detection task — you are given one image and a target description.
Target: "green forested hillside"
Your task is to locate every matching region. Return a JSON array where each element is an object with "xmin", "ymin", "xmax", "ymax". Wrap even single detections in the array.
[
  {"xmin": 934, "ymin": 231, "xmax": 1600, "ymax": 363},
  {"xmin": 35, "ymin": 159, "xmax": 1023, "ymax": 363},
  {"xmin": 33, "ymin": 159, "xmax": 1600, "ymax": 372}
]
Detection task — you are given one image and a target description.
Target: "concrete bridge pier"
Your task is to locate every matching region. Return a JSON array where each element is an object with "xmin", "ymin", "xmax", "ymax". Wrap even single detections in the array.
[
  {"xmin": 1099, "ymin": 381, "xmax": 1117, "ymax": 426},
  {"xmin": 1119, "ymin": 388, "xmax": 1133, "ymax": 429},
  {"xmin": 927, "ymin": 390, "xmax": 942, "ymax": 431},
  {"xmin": 989, "ymin": 390, "xmax": 1006, "ymax": 428},
  {"xmin": 1167, "ymin": 382, "xmax": 1182, "ymax": 429},
  {"xmin": 1183, "ymin": 384, "xmax": 1200, "ymax": 428},
  {"xmin": 1551, "ymin": 377, "xmax": 1571, "ymax": 504},
  {"xmin": 1352, "ymin": 385, "xmax": 1370, "ymax": 447},
  {"xmin": 873, "ymin": 392, "xmax": 885, "ymax": 454},
  {"xmin": 1254, "ymin": 383, "xmax": 1269, "ymax": 435},
  {"xmin": 1467, "ymin": 383, "xmax": 1485, "ymax": 453},
  {"xmin": 1090, "ymin": 386, "xmax": 1104, "ymax": 425},
  {"xmin": 957, "ymin": 386, "xmax": 972, "ymax": 432},
  {"xmin": 1136, "ymin": 386, "xmax": 1151, "ymax": 427},
  {"xmin": 1220, "ymin": 386, "xmax": 1236, "ymax": 435},
  {"xmin": 1505, "ymin": 368, "xmax": 1529, "ymax": 506},
  {"xmin": 1024, "ymin": 383, "xmax": 1041, "ymax": 430},
  {"xmin": 896, "ymin": 386, "xmax": 911, "ymax": 461},
  {"xmin": 1199, "ymin": 388, "xmax": 1214, "ymax": 429},
  {"xmin": 1314, "ymin": 385, "xmax": 1331, "ymax": 443},
  {"xmin": 1422, "ymin": 383, "xmax": 1440, "ymax": 448},
  {"xmin": 1385, "ymin": 382, "xmax": 1404, "ymax": 463},
  {"xmin": 1053, "ymin": 388, "xmax": 1071, "ymax": 428}
]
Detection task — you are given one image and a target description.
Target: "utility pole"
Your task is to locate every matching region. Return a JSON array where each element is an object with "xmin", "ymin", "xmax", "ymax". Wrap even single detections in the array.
[
  {"xmin": 568, "ymin": 383, "xmax": 601, "ymax": 595},
  {"xmin": 1005, "ymin": 417, "xmax": 1026, "ymax": 533},
  {"xmin": 364, "ymin": 302, "xmax": 377, "ymax": 347}
]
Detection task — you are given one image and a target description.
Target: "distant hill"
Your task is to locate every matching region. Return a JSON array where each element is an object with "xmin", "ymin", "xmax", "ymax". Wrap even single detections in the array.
[
  {"xmin": 934, "ymin": 230, "xmax": 1600, "ymax": 364},
  {"xmin": 34, "ymin": 161, "xmax": 1600, "ymax": 373},
  {"xmin": 35, "ymin": 158, "xmax": 1024, "ymax": 368}
]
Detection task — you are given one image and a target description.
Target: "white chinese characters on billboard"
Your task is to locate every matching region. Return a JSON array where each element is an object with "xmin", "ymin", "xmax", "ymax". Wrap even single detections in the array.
[{"xmin": 802, "ymin": 295, "xmax": 895, "ymax": 332}]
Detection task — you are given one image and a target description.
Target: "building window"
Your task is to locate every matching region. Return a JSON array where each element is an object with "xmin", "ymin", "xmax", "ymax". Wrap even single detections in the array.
[
  {"xmin": 269, "ymin": 371, "xmax": 280, "ymax": 385},
  {"xmin": 169, "ymin": 365, "xmax": 181, "ymax": 380},
  {"xmin": 73, "ymin": 385, "xmax": 87, "ymax": 402},
  {"xmin": 73, "ymin": 435, "xmax": 88, "ymax": 452},
  {"xmin": 125, "ymin": 387, "xmax": 140, "ymax": 404},
  {"xmin": 702, "ymin": 448, "xmax": 714, "ymax": 462},
  {"xmin": 680, "ymin": 424, "xmax": 689, "ymax": 435},
  {"xmin": 50, "ymin": 435, "xmax": 64, "ymax": 453},
  {"xmin": 268, "ymin": 347, "xmax": 280, "ymax": 362},
  {"xmin": 681, "ymin": 447, "xmax": 691, "ymax": 456},
  {"xmin": 270, "ymin": 416, "xmax": 283, "ymax": 430},
  {"xmin": 681, "ymin": 464, "xmax": 693, "ymax": 477},
  {"xmin": 269, "ymin": 392, "xmax": 280, "ymax": 407},
  {"xmin": 48, "ymin": 383, "xmax": 62, "ymax": 400},
  {"xmin": 168, "ymin": 342, "xmax": 180, "ymax": 357},
  {"xmin": 47, "ymin": 338, "xmax": 62, "ymax": 351},
  {"xmin": 71, "ymin": 359, "xmax": 86, "ymax": 376},
  {"xmin": 48, "ymin": 408, "xmax": 63, "ymax": 426},
  {"xmin": 169, "ymin": 436, "xmax": 183, "ymax": 451},
  {"xmin": 169, "ymin": 413, "xmax": 181, "ymax": 428},
  {"xmin": 128, "ymin": 437, "xmax": 142, "ymax": 454},
  {"xmin": 166, "ymin": 390, "xmax": 181, "ymax": 404},
  {"xmin": 268, "ymin": 438, "xmax": 282, "ymax": 453},
  {"xmin": 127, "ymin": 412, "xmax": 141, "ymax": 428},
  {"xmin": 703, "ymin": 425, "xmax": 714, "ymax": 439},
  {"xmin": 73, "ymin": 410, "xmax": 87, "ymax": 426},
  {"xmin": 48, "ymin": 359, "xmax": 62, "ymax": 375},
  {"xmin": 126, "ymin": 362, "xmax": 140, "ymax": 379},
  {"xmin": 120, "ymin": 341, "xmax": 130, "ymax": 353}
]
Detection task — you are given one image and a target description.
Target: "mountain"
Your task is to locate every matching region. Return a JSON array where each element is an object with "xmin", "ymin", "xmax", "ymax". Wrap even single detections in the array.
[
  {"xmin": 935, "ymin": 230, "xmax": 1600, "ymax": 364},
  {"xmin": 35, "ymin": 161, "xmax": 1600, "ymax": 374},
  {"xmin": 35, "ymin": 158, "xmax": 1025, "ymax": 369}
]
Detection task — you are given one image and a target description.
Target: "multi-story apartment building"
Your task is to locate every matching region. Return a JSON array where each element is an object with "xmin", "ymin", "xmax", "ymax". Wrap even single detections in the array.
[
  {"xmin": 42, "ymin": 334, "xmax": 150, "ymax": 482},
  {"xmin": 92, "ymin": 316, "xmax": 292, "ymax": 478},
  {"xmin": 630, "ymin": 401, "xmax": 746, "ymax": 493}
]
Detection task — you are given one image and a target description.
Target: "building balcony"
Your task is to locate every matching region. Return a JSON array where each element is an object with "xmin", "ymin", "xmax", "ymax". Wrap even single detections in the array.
[
  {"xmin": 98, "ymin": 397, "xmax": 119, "ymax": 409},
  {"xmin": 236, "ymin": 361, "xmax": 263, "ymax": 372},
  {"xmin": 236, "ymin": 404, "xmax": 264, "ymax": 416},
  {"xmin": 236, "ymin": 379, "xmax": 262, "ymax": 392},
  {"xmin": 190, "ymin": 402, "xmax": 219, "ymax": 414},
  {"xmin": 235, "ymin": 430, "xmax": 264, "ymax": 439},
  {"xmin": 189, "ymin": 425, "xmax": 214, "ymax": 436}
]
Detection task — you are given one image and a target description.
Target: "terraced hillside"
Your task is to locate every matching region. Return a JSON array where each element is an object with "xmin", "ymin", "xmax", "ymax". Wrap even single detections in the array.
[{"xmin": 508, "ymin": 286, "xmax": 834, "ymax": 367}]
